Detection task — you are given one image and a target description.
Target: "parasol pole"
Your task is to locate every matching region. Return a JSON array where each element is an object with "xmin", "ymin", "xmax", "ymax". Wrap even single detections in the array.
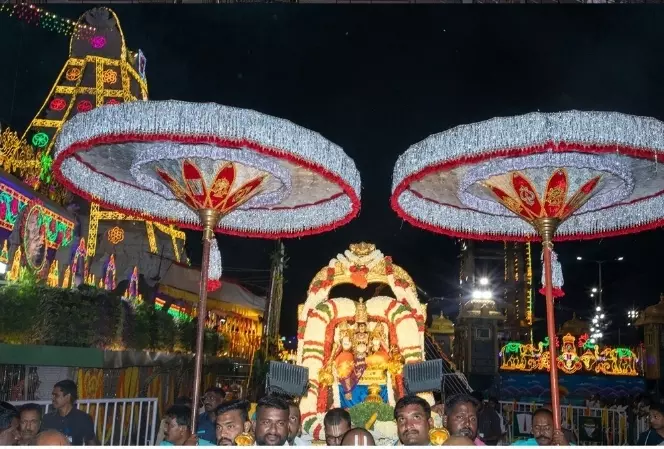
[
  {"xmin": 534, "ymin": 217, "xmax": 561, "ymax": 431},
  {"xmin": 191, "ymin": 208, "xmax": 220, "ymax": 431}
]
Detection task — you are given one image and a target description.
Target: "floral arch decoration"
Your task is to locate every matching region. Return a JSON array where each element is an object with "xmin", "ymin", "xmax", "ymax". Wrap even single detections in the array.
[{"xmin": 295, "ymin": 243, "xmax": 430, "ymax": 441}]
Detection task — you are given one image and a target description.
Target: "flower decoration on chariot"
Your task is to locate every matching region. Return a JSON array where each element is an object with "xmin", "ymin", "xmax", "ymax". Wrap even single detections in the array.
[
  {"xmin": 354, "ymin": 298, "xmax": 368, "ymax": 324},
  {"xmin": 156, "ymin": 159, "xmax": 266, "ymax": 215},
  {"xmin": 483, "ymin": 169, "xmax": 601, "ymax": 224}
]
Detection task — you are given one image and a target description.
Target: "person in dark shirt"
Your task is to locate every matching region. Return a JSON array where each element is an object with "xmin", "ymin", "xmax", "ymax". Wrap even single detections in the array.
[
  {"xmin": 197, "ymin": 387, "xmax": 224, "ymax": 444},
  {"xmin": 0, "ymin": 402, "xmax": 20, "ymax": 446},
  {"xmin": 473, "ymin": 392, "xmax": 502, "ymax": 445},
  {"xmin": 637, "ymin": 403, "xmax": 664, "ymax": 445},
  {"xmin": 41, "ymin": 380, "xmax": 97, "ymax": 446}
]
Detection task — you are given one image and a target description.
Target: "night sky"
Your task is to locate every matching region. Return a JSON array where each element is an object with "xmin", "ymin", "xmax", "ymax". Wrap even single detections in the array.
[{"xmin": 1, "ymin": 6, "xmax": 663, "ymax": 339}]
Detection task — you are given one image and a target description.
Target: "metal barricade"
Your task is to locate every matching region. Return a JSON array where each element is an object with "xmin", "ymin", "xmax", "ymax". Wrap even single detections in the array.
[
  {"xmin": 498, "ymin": 401, "xmax": 629, "ymax": 445},
  {"xmin": 11, "ymin": 397, "xmax": 159, "ymax": 446}
]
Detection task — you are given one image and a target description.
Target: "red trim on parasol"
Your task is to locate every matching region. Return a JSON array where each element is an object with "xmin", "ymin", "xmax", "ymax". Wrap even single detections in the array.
[
  {"xmin": 391, "ymin": 140, "xmax": 664, "ymax": 241},
  {"xmin": 53, "ymin": 133, "xmax": 361, "ymax": 239}
]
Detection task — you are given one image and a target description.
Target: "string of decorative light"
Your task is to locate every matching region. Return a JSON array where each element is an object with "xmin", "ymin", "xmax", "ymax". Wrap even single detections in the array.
[{"xmin": 0, "ymin": 3, "xmax": 95, "ymax": 38}]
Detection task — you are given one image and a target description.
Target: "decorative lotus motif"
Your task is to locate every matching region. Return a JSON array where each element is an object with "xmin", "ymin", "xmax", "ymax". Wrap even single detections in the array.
[
  {"xmin": 484, "ymin": 169, "xmax": 601, "ymax": 225},
  {"xmin": 156, "ymin": 159, "xmax": 266, "ymax": 216}
]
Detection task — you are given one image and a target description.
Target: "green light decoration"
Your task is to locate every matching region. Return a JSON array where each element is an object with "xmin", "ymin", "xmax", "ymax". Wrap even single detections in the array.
[
  {"xmin": 155, "ymin": 302, "xmax": 189, "ymax": 321},
  {"xmin": 615, "ymin": 347, "xmax": 635, "ymax": 359},
  {"xmin": 39, "ymin": 153, "xmax": 53, "ymax": 183},
  {"xmin": 31, "ymin": 132, "xmax": 49, "ymax": 149}
]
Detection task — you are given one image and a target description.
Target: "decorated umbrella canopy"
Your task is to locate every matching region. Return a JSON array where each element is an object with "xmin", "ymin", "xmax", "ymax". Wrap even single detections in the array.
[
  {"xmin": 53, "ymin": 100, "xmax": 361, "ymax": 429},
  {"xmin": 391, "ymin": 111, "xmax": 664, "ymax": 430}
]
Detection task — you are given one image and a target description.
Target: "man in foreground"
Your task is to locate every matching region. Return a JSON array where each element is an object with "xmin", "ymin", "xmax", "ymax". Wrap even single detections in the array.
[
  {"xmin": 33, "ymin": 430, "xmax": 70, "ymax": 446},
  {"xmin": 443, "ymin": 393, "xmax": 483, "ymax": 445},
  {"xmin": 41, "ymin": 380, "xmax": 97, "ymax": 446},
  {"xmin": 324, "ymin": 408, "xmax": 351, "ymax": 446},
  {"xmin": 215, "ymin": 400, "xmax": 252, "ymax": 446},
  {"xmin": 18, "ymin": 403, "xmax": 42, "ymax": 445},
  {"xmin": 637, "ymin": 403, "xmax": 664, "ymax": 445},
  {"xmin": 511, "ymin": 408, "xmax": 570, "ymax": 446},
  {"xmin": 254, "ymin": 395, "xmax": 290, "ymax": 446},
  {"xmin": 162, "ymin": 405, "xmax": 215, "ymax": 446},
  {"xmin": 394, "ymin": 395, "xmax": 434, "ymax": 446},
  {"xmin": 341, "ymin": 428, "xmax": 375, "ymax": 446}
]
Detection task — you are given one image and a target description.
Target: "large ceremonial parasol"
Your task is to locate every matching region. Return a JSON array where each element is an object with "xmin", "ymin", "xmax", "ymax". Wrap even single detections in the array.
[
  {"xmin": 391, "ymin": 111, "xmax": 664, "ymax": 430},
  {"xmin": 52, "ymin": 100, "xmax": 361, "ymax": 429}
]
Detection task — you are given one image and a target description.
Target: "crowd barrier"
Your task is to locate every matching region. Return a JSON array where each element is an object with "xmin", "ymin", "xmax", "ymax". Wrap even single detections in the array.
[
  {"xmin": 498, "ymin": 400, "xmax": 632, "ymax": 445},
  {"xmin": 11, "ymin": 397, "xmax": 159, "ymax": 446}
]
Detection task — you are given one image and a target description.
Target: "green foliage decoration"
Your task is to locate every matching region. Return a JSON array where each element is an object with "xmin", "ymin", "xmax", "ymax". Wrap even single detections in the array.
[
  {"xmin": 348, "ymin": 402, "xmax": 395, "ymax": 430},
  {"xmin": 0, "ymin": 279, "xmax": 225, "ymax": 356}
]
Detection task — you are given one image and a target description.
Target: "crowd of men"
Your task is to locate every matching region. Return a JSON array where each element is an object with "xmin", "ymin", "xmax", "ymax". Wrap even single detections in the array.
[{"xmin": 4, "ymin": 379, "xmax": 664, "ymax": 446}]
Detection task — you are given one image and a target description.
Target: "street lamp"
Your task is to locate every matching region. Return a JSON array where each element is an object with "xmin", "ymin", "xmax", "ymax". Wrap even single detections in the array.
[{"xmin": 576, "ymin": 256, "xmax": 625, "ymax": 309}]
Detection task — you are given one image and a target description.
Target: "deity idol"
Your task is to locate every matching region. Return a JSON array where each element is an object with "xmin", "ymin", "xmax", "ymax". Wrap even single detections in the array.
[{"xmin": 329, "ymin": 299, "xmax": 392, "ymax": 406}]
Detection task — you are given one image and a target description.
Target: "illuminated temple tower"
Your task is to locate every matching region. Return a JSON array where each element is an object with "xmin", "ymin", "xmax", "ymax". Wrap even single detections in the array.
[
  {"xmin": 458, "ymin": 240, "xmax": 534, "ymax": 342},
  {"xmin": 503, "ymin": 242, "xmax": 534, "ymax": 342},
  {"xmin": 1, "ymin": 7, "xmax": 184, "ymax": 284}
]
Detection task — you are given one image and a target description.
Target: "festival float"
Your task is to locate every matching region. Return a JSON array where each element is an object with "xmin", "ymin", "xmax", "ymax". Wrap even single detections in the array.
[{"xmin": 297, "ymin": 242, "xmax": 440, "ymax": 444}]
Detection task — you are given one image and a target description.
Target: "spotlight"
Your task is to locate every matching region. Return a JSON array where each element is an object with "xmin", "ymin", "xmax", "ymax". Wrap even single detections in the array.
[
  {"xmin": 479, "ymin": 277, "xmax": 489, "ymax": 286},
  {"xmin": 576, "ymin": 256, "xmax": 583, "ymax": 260},
  {"xmin": 592, "ymin": 287, "xmax": 598, "ymax": 293},
  {"xmin": 596, "ymin": 306, "xmax": 602, "ymax": 312}
]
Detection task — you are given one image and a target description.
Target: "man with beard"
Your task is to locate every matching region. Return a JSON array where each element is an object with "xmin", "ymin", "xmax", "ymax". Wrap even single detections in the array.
[
  {"xmin": 198, "ymin": 388, "xmax": 225, "ymax": 445},
  {"xmin": 324, "ymin": 408, "xmax": 351, "ymax": 446},
  {"xmin": 443, "ymin": 394, "xmax": 483, "ymax": 446},
  {"xmin": 161, "ymin": 405, "xmax": 215, "ymax": 446},
  {"xmin": 18, "ymin": 403, "xmax": 42, "ymax": 445},
  {"xmin": 511, "ymin": 408, "xmax": 570, "ymax": 446},
  {"xmin": 395, "ymin": 395, "xmax": 434, "ymax": 446},
  {"xmin": 41, "ymin": 380, "xmax": 97, "ymax": 446},
  {"xmin": 0, "ymin": 402, "xmax": 20, "ymax": 446},
  {"xmin": 253, "ymin": 395, "xmax": 290, "ymax": 446},
  {"xmin": 215, "ymin": 400, "xmax": 252, "ymax": 446}
]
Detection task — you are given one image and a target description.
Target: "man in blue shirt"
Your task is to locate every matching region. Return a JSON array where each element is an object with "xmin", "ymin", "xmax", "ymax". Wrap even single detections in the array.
[
  {"xmin": 197, "ymin": 387, "xmax": 225, "ymax": 444},
  {"xmin": 512, "ymin": 408, "xmax": 570, "ymax": 446}
]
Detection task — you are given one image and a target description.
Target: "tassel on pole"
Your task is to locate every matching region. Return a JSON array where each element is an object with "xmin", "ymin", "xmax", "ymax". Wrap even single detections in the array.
[{"xmin": 539, "ymin": 249, "xmax": 565, "ymax": 298}]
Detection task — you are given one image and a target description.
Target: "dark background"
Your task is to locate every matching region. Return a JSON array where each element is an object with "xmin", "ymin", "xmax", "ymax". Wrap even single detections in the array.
[{"xmin": 1, "ymin": 6, "xmax": 662, "ymax": 339}]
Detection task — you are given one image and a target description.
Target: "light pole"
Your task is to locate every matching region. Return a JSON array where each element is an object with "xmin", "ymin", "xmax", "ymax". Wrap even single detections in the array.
[{"xmin": 576, "ymin": 256, "xmax": 624, "ymax": 308}]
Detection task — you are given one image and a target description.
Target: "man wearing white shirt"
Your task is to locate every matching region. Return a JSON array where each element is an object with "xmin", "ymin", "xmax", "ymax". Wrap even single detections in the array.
[{"xmin": 254, "ymin": 395, "xmax": 290, "ymax": 446}]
